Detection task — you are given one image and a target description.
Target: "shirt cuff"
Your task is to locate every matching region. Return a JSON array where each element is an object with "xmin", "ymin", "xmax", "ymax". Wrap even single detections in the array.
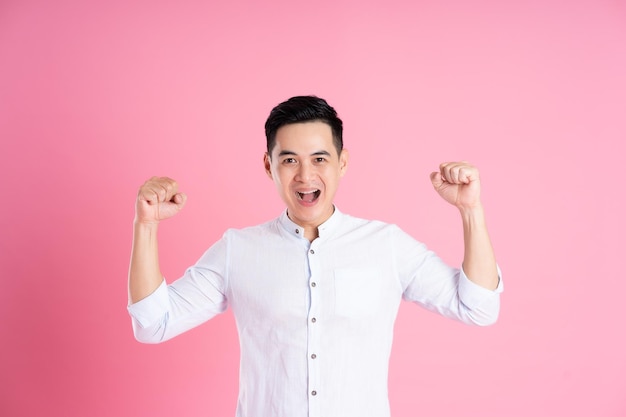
[
  {"xmin": 458, "ymin": 265, "xmax": 503, "ymax": 309},
  {"xmin": 127, "ymin": 280, "xmax": 170, "ymax": 328}
]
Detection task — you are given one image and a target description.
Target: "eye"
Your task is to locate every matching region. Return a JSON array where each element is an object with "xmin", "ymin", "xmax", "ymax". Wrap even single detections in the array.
[
  {"xmin": 282, "ymin": 157, "xmax": 297, "ymax": 164},
  {"xmin": 314, "ymin": 157, "xmax": 327, "ymax": 163}
]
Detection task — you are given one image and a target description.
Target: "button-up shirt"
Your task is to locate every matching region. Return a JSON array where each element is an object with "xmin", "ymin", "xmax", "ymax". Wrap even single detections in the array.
[{"xmin": 128, "ymin": 208, "xmax": 502, "ymax": 417}]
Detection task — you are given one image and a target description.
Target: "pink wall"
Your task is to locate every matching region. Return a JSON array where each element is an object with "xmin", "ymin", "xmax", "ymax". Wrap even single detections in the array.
[{"xmin": 1, "ymin": 0, "xmax": 625, "ymax": 416}]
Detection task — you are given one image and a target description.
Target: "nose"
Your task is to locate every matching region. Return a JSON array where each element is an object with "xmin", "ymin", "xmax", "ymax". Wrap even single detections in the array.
[{"xmin": 295, "ymin": 161, "xmax": 314, "ymax": 182}]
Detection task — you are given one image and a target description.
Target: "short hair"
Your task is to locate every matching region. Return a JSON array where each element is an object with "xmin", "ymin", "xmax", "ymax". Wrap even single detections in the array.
[{"xmin": 265, "ymin": 95, "xmax": 343, "ymax": 156}]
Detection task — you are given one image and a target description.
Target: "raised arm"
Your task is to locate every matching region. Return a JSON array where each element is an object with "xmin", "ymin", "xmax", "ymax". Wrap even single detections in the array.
[
  {"xmin": 128, "ymin": 177, "xmax": 187, "ymax": 304},
  {"xmin": 430, "ymin": 162, "xmax": 499, "ymax": 290}
]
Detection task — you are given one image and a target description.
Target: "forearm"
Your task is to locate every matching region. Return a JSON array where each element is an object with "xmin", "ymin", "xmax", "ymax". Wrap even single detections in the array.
[
  {"xmin": 459, "ymin": 204, "xmax": 499, "ymax": 290},
  {"xmin": 128, "ymin": 222, "xmax": 165, "ymax": 304}
]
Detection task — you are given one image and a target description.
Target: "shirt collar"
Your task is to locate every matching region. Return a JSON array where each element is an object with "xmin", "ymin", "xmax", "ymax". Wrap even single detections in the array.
[{"xmin": 278, "ymin": 206, "xmax": 344, "ymax": 240}]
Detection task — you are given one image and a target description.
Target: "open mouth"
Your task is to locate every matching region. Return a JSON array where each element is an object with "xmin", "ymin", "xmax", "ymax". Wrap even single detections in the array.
[{"xmin": 296, "ymin": 189, "xmax": 321, "ymax": 203}]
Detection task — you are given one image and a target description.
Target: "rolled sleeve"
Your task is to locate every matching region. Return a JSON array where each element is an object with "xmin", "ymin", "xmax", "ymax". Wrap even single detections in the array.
[
  {"xmin": 127, "ymin": 280, "xmax": 169, "ymax": 329},
  {"xmin": 458, "ymin": 265, "xmax": 503, "ymax": 325}
]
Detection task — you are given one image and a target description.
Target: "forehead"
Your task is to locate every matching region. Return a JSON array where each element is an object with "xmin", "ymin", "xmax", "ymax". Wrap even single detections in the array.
[{"xmin": 273, "ymin": 121, "xmax": 336, "ymax": 156}]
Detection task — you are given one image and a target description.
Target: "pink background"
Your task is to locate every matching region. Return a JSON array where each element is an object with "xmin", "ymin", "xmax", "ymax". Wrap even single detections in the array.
[{"xmin": 1, "ymin": 0, "xmax": 625, "ymax": 416}]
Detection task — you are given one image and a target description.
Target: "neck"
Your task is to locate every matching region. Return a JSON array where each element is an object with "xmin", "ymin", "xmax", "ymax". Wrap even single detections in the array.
[{"xmin": 303, "ymin": 227, "xmax": 319, "ymax": 242}]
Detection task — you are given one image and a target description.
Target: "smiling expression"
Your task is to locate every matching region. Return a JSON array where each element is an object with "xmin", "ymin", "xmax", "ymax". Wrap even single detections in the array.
[{"xmin": 264, "ymin": 121, "xmax": 348, "ymax": 239}]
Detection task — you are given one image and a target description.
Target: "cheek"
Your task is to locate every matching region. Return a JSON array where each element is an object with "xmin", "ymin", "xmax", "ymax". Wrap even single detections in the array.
[
  {"xmin": 324, "ymin": 168, "xmax": 341, "ymax": 182},
  {"xmin": 275, "ymin": 169, "xmax": 293, "ymax": 187}
]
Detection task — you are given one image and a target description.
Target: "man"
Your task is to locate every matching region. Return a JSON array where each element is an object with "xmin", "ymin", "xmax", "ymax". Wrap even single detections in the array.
[{"xmin": 128, "ymin": 96, "xmax": 502, "ymax": 417}]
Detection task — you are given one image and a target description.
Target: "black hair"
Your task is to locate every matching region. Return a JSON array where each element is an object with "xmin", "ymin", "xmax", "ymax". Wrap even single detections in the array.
[{"xmin": 264, "ymin": 95, "xmax": 343, "ymax": 156}]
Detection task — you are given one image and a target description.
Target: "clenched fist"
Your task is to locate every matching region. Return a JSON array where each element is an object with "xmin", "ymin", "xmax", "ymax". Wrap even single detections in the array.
[
  {"xmin": 135, "ymin": 177, "xmax": 187, "ymax": 224},
  {"xmin": 430, "ymin": 162, "xmax": 482, "ymax": 210}
]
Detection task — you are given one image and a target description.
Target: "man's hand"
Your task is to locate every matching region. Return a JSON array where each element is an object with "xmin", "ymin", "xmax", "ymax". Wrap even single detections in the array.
[
  {"xmin": 430, "ymin": 162, "xmax": 482, "ymax": 210},
  {"xmin": 135, "ymin": 177, "xmax": 187, "ymax": 224}
]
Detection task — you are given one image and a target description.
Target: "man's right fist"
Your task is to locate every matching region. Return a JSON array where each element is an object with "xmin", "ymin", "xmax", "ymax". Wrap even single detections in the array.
[{"xmin": 135, "ymin": 177, "xmax": 187, "ymax": 224}]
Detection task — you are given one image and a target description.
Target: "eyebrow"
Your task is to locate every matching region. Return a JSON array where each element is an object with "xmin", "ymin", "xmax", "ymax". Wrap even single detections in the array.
[{"xmin": 278, "ymin": 150, "xmax": 332, "ymax": 157}]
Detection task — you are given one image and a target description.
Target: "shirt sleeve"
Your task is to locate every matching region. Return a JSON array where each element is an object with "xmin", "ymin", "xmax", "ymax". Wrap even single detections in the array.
[
  {"xmin": 456, "ymin": 265, "xmax": 503, "ymax": 325},
  {"xmin": 127, "ymin": 279, "xmax": 170, "ymax": 328},
  {"xmin": 395, "ymin": 225, "xmax": 503, "ymax": 326},
  {"xmin": 127, "ymin": 235, "xmax": 230, "ymax": 343}
]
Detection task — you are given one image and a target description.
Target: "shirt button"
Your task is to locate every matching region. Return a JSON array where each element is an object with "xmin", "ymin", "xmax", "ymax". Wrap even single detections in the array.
[
  {"xmin": 311, "ymin": 282, "xmax": 316, "ymax": 287},
  {"xmin": 295, "ymin": 229, "xmax": 299, "ymax": 234},
  {"xmin": 309, "ymin": 249, "xmax": 315, "ymax": 254},
  {"xmin": 311, "ymin": 390, "xmax": 317, "ymax": 396},
  {"xmin": 311, "ymin": 354, "xmax": 317, "ymax": 359},
  {"xmin": 311, "ymin": 317, "xmax": 316, "ymax": 323}
]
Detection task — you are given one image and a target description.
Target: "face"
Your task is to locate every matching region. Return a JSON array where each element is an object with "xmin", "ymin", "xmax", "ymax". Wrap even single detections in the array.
[{"xmin": 264, "ymin": 121, "xmax": 348, "ymax": 233}]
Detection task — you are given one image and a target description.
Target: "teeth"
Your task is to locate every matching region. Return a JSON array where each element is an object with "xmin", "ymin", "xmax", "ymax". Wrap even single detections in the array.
[{"xmin": 297, "ymin": 190, "xmax": 319, "ymax": 200}]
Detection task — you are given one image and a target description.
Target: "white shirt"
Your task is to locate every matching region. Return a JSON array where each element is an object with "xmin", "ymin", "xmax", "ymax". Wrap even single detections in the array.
[{"xmin": 128, "ymin": 208, "xmax": 502, "ymax": 417}]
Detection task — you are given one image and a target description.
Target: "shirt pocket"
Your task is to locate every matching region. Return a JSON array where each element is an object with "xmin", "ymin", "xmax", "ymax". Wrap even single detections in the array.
[{"xmin": 333, "ymin": 268, "xmax": 386, "ymax": 318}]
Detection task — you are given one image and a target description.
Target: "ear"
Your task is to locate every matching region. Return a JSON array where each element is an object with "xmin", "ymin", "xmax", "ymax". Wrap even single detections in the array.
[
  {"xmin": 263, "ymin": 152, "xmax": 273, "ymax": 179},
  {"xmin": 339, "ymin": 148, "xmax": 349, "ymax": 177}
]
